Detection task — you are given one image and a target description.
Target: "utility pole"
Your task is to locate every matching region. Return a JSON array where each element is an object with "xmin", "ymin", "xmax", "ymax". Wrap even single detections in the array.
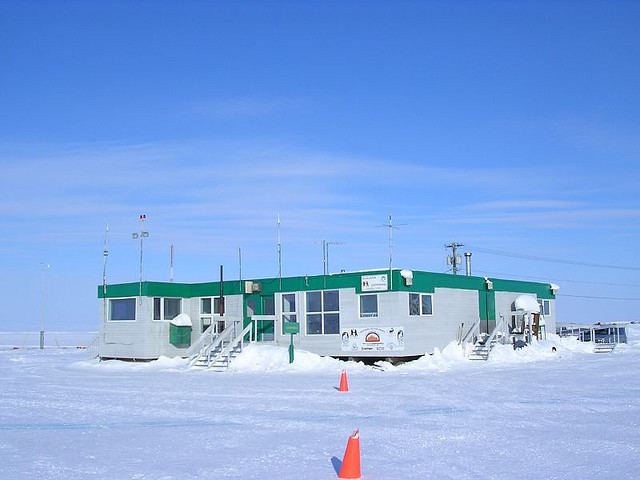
[
  {"xmin": 445, "ymin": 242, "xmax": 464, "ymax": 275},
  {"xmin": 132, "ymin": 214, "xmax": 149, "ymax": 303}
]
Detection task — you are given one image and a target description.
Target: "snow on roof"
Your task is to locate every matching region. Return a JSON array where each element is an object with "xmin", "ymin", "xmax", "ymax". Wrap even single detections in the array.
[
  {"xmin": 170, "ymin": 313, "xmax": 192, "ymax": 327},
  {"xmin": 514, "ymin": 295, "xmax": 540, "ymax": 313}
]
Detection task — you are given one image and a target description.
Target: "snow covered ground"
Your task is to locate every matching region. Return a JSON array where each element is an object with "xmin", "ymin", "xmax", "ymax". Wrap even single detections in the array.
[{"xmin": 1, "ymin": 329, "xmax": 639, "ymax": 479}]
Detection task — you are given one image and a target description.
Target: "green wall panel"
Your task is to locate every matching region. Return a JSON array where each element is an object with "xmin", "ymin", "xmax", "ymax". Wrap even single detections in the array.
[{"xmin": 99, "ymin": 269, "xmax": 556, "ymax": 301}]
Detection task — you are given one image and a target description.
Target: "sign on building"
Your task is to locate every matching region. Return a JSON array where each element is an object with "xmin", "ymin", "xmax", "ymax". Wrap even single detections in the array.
[
  {"xmin": 361, "ymin": 274, "xmax": 388, "ymax": 292},
  {"xmin": 340, "ymin": 326, "xmax": 405, "ymax": 352}
]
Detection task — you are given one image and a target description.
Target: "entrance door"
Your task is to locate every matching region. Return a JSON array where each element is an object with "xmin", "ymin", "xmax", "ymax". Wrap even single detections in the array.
[{"xmin": 244, "ymin": 294, "xmax": 276, "ymax": 342}]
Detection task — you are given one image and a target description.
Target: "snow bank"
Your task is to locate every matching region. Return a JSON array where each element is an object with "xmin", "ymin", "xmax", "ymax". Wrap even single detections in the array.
[
  {"xmin": 72, "ymin": 355, "xmax": 189, "ymax": 372},
  {"xmin": 228, "ymin": 344, "xmax": 371, "ymax": 374}
]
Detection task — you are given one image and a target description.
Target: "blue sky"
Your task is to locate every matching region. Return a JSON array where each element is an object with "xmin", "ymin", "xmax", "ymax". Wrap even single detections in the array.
[{"xmin": 1, "ymin": 1, "xmax": 639, "ymax": 331}]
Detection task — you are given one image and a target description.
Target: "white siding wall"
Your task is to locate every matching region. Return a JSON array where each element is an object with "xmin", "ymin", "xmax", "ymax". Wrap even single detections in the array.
[
  {"xmin": 99, "ymin": 294, "xmax": 244, "ymax": 360},
  {"xmin": 273, "ymin": 287, "xmax": 479, "ymax": 356}
]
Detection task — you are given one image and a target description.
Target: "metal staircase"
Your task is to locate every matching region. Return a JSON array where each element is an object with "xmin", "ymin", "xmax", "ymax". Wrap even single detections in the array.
[
  {"xmin": 468, "ymin": 316, "xmax": 506, "ymax": 361},
  {"xmin": 190, "ymin": 322, "xmax": 253, "ymax": 371}
]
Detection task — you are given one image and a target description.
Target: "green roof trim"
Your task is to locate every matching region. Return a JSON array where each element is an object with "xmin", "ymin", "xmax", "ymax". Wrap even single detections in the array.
[{"xmin": 98, "ymin": 269, "xmax": 556, "ymax": 300}]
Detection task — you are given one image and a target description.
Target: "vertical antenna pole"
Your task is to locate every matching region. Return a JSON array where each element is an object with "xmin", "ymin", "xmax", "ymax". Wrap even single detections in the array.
[
  {"xmin": 169, "ymin": 243, "xmax": 174, "ymax": 282},
  {"xmin": 102, "ymin": 225, "xmax": 110, "ymax": 296},
  {"xmin": 277, "ymin": 214, "xmax": 282, "ymax": 289},
  {"xmin": 388, "ymin": 214, "xmax": 393, "ymax": 289},
  {"xmin": 132, "ymin": 214, "xmax": 149, "ymax": 304},
  {"xmin": 238, "ymin": 247, "xmax": 242, "ymax": 282},
  {"xmin": 102, "ymin": 225, "xmax": 109, "ymax": 344}
]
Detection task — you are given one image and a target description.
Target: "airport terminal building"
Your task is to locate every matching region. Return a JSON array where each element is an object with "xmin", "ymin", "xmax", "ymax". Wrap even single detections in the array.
[{"xmin": 97, "ymin": 268, "xmax": 557, "ymax": 362}]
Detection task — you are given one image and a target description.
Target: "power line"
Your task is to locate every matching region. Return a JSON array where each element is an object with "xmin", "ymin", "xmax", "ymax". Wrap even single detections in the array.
[
  {"xmin": 475, "ymin": 270, "xmax": 640, "ymax": 289},
  {"xmin": 558, "ymin": 293, "xmax": 640, "ymax": 301},
  {"xmin": 471, "ymin": 246, "xmax": 640, "ymax": 271}
]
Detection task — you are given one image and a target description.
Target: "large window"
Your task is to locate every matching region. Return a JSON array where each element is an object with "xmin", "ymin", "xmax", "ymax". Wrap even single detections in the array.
[
  {"xmin": 538, "ymin": 299, "xmax": 551, "ymax": 316},
  {"xmin": 359, "ymin": 294, "xmax": 378, "ymax": 318},
  {"xmin": 109, "ymin": 298, "xmax": 136, "ymax": 321},
  {"xmin": 153, "ymin": 297, "xmax": 182, "ymax": 321},
  {"xmin": 306, "ymin": 290, "xmax": 340, "ymax": 335},
  {"xmin": 409, "ymin": 293, "xmax": 433, "ymax": 316},
  {"xmin": 281, "ymin": 293, "xmax": 297, "ymax": 333}
]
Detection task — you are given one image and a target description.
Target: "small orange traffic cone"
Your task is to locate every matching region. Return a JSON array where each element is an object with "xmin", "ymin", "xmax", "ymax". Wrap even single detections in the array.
[
  {"xmin": 338, "ymin": 429, "xmax": 361, "ymax": 479},
  {"xmin": 338, "ymin": 369, "xmax": 349, "ymax": 392}
]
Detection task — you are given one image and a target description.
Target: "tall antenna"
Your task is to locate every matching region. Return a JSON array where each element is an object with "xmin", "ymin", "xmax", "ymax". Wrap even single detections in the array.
[
  {"xmin": 322, "ymin": 240, "xmax": 344, "ymax": 288},
  {"xmin": 379, "ymin": 214, "xmax": 406, "ymax": 289},
  {"xmin": 132, "ymin": 214, "xmax": 149, "ymax": 303},
  {"xmin": 102, "ymin": 224, "xmax": 110, "ymax": 295},
  {"xmin": 102, "ymin": 225, "xmax": 109, "ymax": 342},
  {"xmin": 238, "ymin": 246, "xmax": 243, "ymax": 281},
  {"xmin": 169, "ymin": 243, "xmax": 174, "ymax": 282},
  {"xmin": 277, "ymin": 214, "xmax": 282, "ymax": 289}
]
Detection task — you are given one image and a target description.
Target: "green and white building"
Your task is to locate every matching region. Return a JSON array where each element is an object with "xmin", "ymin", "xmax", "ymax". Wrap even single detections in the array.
[{"xmin": 98, "ymin": 268, "xmax": 558, "ymax": 362}]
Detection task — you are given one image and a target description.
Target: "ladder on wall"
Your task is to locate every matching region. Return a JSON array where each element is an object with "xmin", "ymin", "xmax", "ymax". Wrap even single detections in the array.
[
  {"xmin": 468, "ymin": 316, "xmax": 506, "ymax": 361},
  {"xmin": 190, "ymin": 322, "xmax": 253, "ymax": 371}
]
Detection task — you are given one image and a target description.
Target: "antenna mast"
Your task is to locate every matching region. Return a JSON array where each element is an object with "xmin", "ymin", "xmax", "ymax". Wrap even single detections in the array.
[
  {"xmin": 132, "ymin": 214, "xmax": 149, "ymax": 303},
  {"xmin": 169, "ymin": 243, "xmax": 174, "ymax": 282},
  {"xmin": 277, "ymin": 214, "xmax": 282, "ymax": 289},
  {"xmin": 102, "ymin": 225, "xmax": 110, "ymax": 295},
  {"xmin": 380, "ymin": 214, "xmax": 406, "ymax": 289}
]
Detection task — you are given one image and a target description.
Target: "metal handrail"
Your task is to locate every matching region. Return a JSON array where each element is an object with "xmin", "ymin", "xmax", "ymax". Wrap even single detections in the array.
[
  {"xmin": 210, "ymin": 323, "xmax": 253, "ymax": 368},
  {"xmin": 185, "ymin": 325, "xmax": 214, "ymax": 358},
  {"xmin": 189, "ymin": 324, "xmax": 235, "ymax": 367},
  {"xmin": 459, "ymin": 319, "xmax": 480, "ymax": 345},
  {"xmin": 481, "ymin": 315, "xmax": 507, "ymax": 348}
]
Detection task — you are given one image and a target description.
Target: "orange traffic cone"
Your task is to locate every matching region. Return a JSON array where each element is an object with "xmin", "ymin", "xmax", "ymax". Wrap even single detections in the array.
[
  {"xmin": 338, "ymin": 429, "xmax": 361, "ymax": 479},
  {"xmin": 339, "ymin": 369, "xmax": 349, "ymax": 392}
]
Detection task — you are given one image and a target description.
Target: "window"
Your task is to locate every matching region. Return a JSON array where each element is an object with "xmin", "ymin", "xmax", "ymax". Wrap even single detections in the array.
[
  {"xmin": 109, "ymin": 298, "xmax": 136, "ymax": 321},
  {"xmin": 200, "ymin": 297, "xmax": 223, "ymax": 332},
  {"xmin": 538, "ymin": 299, "xmax": 551, "ymax": 316},
  {"xmin": 153, "ymin": 297, "xmax": 182, "ymax": 321},
  {"xmin": 153, "ymin": 297, "xmax": 161, "ymax": 320},
  {"xmin": 409, "ymin": 293, "xmax": 433, "ymax": 316},
  {"xmin": 306, "ymin": 290, "xmax": 340, "ymax": 335},
  {"xmin": 281, "ymin": 293, "xmax": 297, "ymax": 333},
  {"xmin": 199, "ymin": 297, "xmax": 222, "ymax": 315},
  {"xmin": 164, "ymin": 298, "xmax": 181, "ymax": 320},
  {"xmin": 201, "ymin": 297, "xmax": 212, "ymax": 315},
  {"xmin": 359, "ymin": 294, "xmax": 378, "ymax": 318},
  {"xmin": 263, "ymin": 296, "xmax": 275, "ymax": 315}
]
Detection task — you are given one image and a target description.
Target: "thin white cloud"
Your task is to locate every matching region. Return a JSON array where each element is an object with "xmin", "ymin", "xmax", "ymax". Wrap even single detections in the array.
[{"xmin": 466, "ymin": 200, "xmax": 585, "ymax": 210}]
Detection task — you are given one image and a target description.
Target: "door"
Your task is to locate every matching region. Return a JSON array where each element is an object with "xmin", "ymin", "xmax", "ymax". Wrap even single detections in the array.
[{"xmin": 244, "ymin": 294, "xmax": 275, "ymax": 342}]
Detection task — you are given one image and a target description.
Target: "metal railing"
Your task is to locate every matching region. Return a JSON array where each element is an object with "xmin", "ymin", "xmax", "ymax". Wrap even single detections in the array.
[
  {"xmin": 458, "ymin": 319, "xmax": 481, "ymax": 345},
  {"xmin": 189, "ymin": 324, "xmax": 235, "ymax": 367},
  {"xmin": 211, "ymin": 323, "xmax": 253, "ymax": 369}
]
